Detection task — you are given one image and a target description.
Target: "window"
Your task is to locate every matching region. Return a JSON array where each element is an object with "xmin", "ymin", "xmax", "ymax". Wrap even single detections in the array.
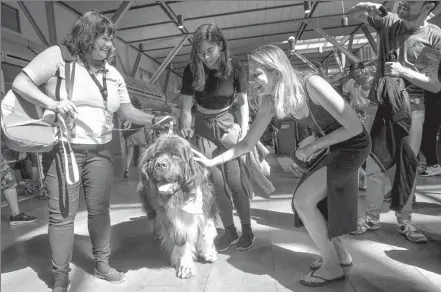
[
  {"xmin": 1, "ymin": 62, "xmax": 22, "ymax": 93},
  {"xmin": 1, "ymin": 3, "xmax": 21, "ymax": 33},
  {"xmin": 139, "ymin": 68, "xmax": 153, "ymax": 82}
]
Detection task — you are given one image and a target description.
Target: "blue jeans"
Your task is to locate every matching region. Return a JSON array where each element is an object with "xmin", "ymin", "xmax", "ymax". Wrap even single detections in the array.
[
  {"xmin": 42, "ymin": 143, "xmax": 114, "ymax": 277},
  {"xmin": 365, "ymin": 109, "xmax": 425, "ymax": 224}
]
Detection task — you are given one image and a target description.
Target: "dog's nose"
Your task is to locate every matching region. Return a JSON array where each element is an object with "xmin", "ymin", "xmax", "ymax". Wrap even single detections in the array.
[{"xmin": 155, "ymin": 160, "xmax": 169, "ymax": 171}]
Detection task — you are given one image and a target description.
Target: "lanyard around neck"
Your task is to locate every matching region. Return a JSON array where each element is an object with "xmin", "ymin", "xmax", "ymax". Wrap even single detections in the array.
[{"xmin": 81, "ymin": 57, "xmax": 108, "ymax": 108}]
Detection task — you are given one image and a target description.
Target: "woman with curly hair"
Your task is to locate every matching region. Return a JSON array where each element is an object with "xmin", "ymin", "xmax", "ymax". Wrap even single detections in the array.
[{"xmin": 12, "ymin": 10, "xmax": 171, "ymax": 292}]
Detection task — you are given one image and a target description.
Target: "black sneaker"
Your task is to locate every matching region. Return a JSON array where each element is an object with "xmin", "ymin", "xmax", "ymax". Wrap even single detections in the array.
[
  {"xmin": 215, "ymin": 227, "xmax": 239, "ymax": 252},
  {"xmin": 237, "ymin": 229, "xmax": 255, "ymax": 251},
  {"xmin": 123, "ymin": 168, "xmax": 129, "ymax": 179},
  {"xmin": 9, "ymin": 213, "xmax": 37, "ymax": 226}
]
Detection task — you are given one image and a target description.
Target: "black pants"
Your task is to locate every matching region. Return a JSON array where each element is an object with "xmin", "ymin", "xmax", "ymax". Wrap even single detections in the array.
[{"xmin": 421, "ymin": 101, "xmax": 441, "ymax": 166}]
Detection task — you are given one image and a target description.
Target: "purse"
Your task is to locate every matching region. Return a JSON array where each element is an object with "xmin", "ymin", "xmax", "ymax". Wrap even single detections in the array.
[
  {"xmin": 1, "ymin": 45, "xmax": 75, "ymax": 153},
  {"xmin": 0, "ymin": 45, "xmax": 79, "ymax": 185},
  {"xmin": 291, "ymin": 103, "xmax": 330, "ymax": 174}
]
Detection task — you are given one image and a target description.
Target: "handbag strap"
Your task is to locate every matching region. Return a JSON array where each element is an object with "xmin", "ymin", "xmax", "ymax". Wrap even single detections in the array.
[
  {"xmin": 57, "ymin": 114, "xmax": 79, "ymax": 185},
  {"xmin": 302, "ymin": 73, "xmax": 326, "ymax": 137},
  {"xmin": 64, "ymin": 59, "xmax": 75, "ymax": 101}
]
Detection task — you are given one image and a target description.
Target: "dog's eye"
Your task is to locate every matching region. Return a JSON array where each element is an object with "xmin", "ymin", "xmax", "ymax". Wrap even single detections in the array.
[{"xmin": 172, "ymin": 155, "xmax": 181, "ymax": 160}]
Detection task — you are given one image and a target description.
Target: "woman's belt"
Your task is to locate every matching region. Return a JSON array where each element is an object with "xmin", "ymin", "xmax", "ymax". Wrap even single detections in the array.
[{"xmin": 196, "ymin": 104, "xmax": 231, "ymax": 115}]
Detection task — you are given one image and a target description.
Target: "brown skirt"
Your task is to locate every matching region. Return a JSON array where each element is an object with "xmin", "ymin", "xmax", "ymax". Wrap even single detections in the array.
[{"xmin": 291, "ymin": 127, "xmax": 371, "ymax": 239}]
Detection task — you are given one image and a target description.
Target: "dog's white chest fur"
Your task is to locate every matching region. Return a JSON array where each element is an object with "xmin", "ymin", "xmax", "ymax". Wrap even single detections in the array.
[{"xmin": 179, "ymin": 188, "xmax": 203, "ymax": 215}]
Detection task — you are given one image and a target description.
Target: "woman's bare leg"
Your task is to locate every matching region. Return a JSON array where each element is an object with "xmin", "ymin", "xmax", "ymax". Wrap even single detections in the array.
[{"xmin": 293, "ymin": 167, "xmax": 345, "ymax": 280}]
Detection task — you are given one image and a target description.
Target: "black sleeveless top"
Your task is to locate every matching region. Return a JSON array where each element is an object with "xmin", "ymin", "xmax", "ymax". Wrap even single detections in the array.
[{"xmin": 294, "ymin": 72, "xmax": 342, "ymax": 136}]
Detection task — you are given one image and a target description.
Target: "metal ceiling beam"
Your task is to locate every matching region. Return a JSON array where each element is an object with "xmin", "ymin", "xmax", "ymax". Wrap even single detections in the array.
[
  {"xmin": 101, "ymin": 2, "xmax": 171, "ymax": 14},
  {"xmin": 45, "ymin": 1, "xmax": 57, "ymax": 45},
  {"xmin": 115, "ymin": 50, "xmax": 129, "ymax": 76},
  {"xmin": 54, "ymin": 1, "xmax": 183, "ymax": 77},
  {"xmin": 118, "ymin": 2, "xmax": 303, "ymax": 31},
  {"xmin": 56, "ymin": 1, "xmax": 82, "ymax": 16},
  {"xmin": 306, "ymin": 19, "xmax": 360, "ymax": 63},
  {"xmin": 360, "ymin": 24, "xmax": 377, "ymax": 54},
  {"xmin": 149, "ymin": 35, "xmax": 190, "ymax": 84},
  {"xmin": 296, "ymin": 1, "xmax": 320, "ymax": 41},
  {"xmin": 158, "ymin": 1, "xmax": 191, "ymax": 40},
  {"xmin": 348, "ymin": 34, "xmax": 355, "ymax": 51},
  {"xmin": 173, "ymin": 55, "xmax": 339, "ymax": 71},
  {"xmin": 289, "ymin": 51, "xmax": 320, "ymax": 72},
  {"xmin": 111, "ymin": 1, "xmax": 133, "ymax": 28},
  {"xmin": 163, "ymin": 65, "xmax": 172, "ymax": 93},
  {"xmin": 17, "ymin": 2, "xmax": 49, "ymax": 47},
  {"xmin": 333, "ymin": 50, "xmax": 344, "ymax": 72},
  {"xmin": 124, "ymin": 12, "xmax": 345, "ymax": 43},
  {"xmin": 142, "ymin": 24, "xmax": 361, "ymax": 53},
  {"xmin": 131, "ymin": 44, "xmax": 144, "ymax": 77},
  {"xmin": 321, "ymin": 23, "xmax": 363, "ymax": 64}
]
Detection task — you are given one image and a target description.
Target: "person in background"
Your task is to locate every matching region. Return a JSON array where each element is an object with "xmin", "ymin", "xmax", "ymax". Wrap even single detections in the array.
[
  {"xmin": 1, "ymin": 69, "xmax": 37, "ymax": 225},
  {"xmin": 121, "ymin": 97, "xmax": 155, "ymax": 178},
  {"xmin": 193, "ymin": 45, "xmax": 371, "ymax": 287},
  {"xmin": 11, "ymin": 10, "xmax": 172, "ymax": 292},
  {"xmin": 348, "ymin": 1, "xmax": 441, "ymax": 243},
  {"xmin": 420, "ymin": 92, "xmax": 441, "ymax": 176},
  {"xmin": 342, "ymin": 62, "xmax": 375, "ymax": 190},
  {"xmin": 180, "ymin": 23, "xmax": 254, "ymax": 252}
]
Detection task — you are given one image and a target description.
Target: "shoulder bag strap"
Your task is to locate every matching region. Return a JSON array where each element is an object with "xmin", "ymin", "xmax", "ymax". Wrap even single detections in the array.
[
  {"xmin": 64, "ymin": 59, "xmax": 75, "ymax": 101},
  {"xmin": 58, "ymin": 47, "xmax": 79, "ymax": 185},
  {"xmin": 302, "ymin": 73, "xmax": 326, "ymax": 137}
]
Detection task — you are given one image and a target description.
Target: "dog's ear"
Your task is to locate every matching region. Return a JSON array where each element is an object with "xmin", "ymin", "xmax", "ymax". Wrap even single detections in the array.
[
  {"xmin": 182, "ymin": 144, "xmax": 209, "ymax": 192},
  {"xmin": 138, "ymin": 144, "xmax": 156, "ymax": 179}
]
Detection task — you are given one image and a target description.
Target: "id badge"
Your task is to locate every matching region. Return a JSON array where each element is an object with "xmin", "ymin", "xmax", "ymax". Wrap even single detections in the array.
[{"xmin": 104, "ymin": 110, "xmax": 113, "ymax": 133}]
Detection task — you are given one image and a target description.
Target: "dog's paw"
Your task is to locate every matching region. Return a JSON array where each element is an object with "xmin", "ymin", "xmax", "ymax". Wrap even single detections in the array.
[
  {"xmin": 201, "ymin": 250, "xmax": 217, "ymax": 263},
  {"xmin": 176, "ymin": 260, "xmax": 196, "ymax": 279}
]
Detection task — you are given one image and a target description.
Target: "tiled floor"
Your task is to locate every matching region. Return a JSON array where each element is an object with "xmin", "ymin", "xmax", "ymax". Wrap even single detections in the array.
[{"xmin": 2, "ymin": 155, "xmax": 441, "ymax": 292}]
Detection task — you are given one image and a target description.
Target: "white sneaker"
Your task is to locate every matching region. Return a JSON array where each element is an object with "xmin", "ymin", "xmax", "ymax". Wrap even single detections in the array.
[{"xmin": 419, "ymin": 165, "xmax": 441, "ymax": 177}]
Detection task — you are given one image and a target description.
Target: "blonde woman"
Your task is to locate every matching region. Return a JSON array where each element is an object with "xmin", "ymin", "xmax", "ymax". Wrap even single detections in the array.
[{"xmin": 193, "ymin": 45, "xmax": 371, "ymax": 287}]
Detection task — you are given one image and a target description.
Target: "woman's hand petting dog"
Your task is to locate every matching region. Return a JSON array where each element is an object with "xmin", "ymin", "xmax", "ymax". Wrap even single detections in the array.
[{"xmin": 191, "ymin": 148, "xmax": 215, "ymax": 167}]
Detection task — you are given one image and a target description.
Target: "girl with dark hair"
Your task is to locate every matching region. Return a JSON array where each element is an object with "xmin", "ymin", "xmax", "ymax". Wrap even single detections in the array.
[
  {"xmin": 180, "ymin": 23, "xmax": 254, "ymax": 252},
  {"xmin": 12, "ymin": 10, "xmax": 172, "ymax": 292}
]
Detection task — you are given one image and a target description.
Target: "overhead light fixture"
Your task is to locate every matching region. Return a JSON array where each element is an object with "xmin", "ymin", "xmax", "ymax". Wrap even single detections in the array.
[
  {"xmin": 341, "ymin": 16, "xmax": 348, "ymax": 27},
  {"xmin": 304, "ymin": 1, "xmax": 311, "ymax": 14},
  {"xmin": 288, "ymin": 36, "xmax": 296, "ymax": 53},
  {"xmin": 177, "ymin": 15, "xmax": 184, "ymax": 29}
]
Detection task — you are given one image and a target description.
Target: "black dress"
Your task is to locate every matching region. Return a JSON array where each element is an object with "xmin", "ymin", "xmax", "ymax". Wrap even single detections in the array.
[{"xmin": 291, "ymin": 73, "xmax": 372, "ymax": 239}]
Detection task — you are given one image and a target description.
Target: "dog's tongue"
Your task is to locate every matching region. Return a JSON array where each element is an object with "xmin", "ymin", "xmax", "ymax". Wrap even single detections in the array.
[{"xmin": 157, "ymin": 182, "xmax": 179, "ymax": 194}]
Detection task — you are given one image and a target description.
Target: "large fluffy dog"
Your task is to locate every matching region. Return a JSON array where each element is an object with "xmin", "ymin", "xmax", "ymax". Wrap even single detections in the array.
[{"xmin": 138, "ymin": 134, "xmax": 218, "ymax": 278}]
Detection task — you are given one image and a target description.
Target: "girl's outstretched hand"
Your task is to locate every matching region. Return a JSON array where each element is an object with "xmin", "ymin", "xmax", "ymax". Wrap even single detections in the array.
[{"xmin": 191, "ymin": 149, "xmax": 215, "ymax": 167}]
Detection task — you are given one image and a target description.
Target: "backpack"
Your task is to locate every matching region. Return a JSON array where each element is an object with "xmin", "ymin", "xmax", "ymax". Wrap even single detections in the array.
[{"xmin": 1, "ymin": 45, "xmax": 79, "ymax": 184}]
